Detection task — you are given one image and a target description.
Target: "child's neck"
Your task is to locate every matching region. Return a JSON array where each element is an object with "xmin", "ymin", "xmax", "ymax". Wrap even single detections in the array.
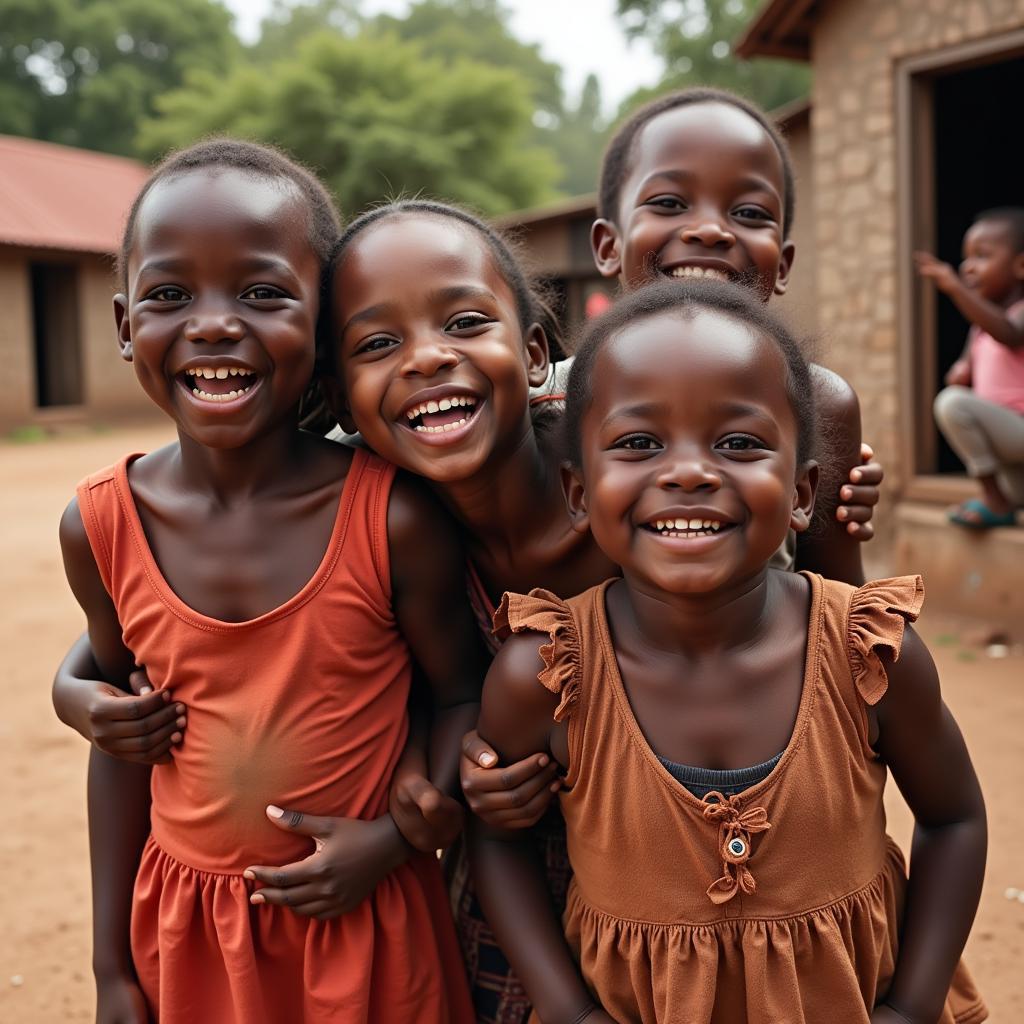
[
  {"xmin": 433, "ymin": 424, "xmax": 564, "ymax": 554},
  {"xmin": 620, "ymin": 569, "xmax": 777, "ymax": 656},
  {"xmin": 174, "ymin": 419, "xmax": 308, "ymax": 505}
]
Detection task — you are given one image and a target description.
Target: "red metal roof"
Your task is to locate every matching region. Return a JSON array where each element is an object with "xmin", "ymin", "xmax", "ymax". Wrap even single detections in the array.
[{"xmin": 0, "ymin": 135, "xmax": 149, "ymax": 255}]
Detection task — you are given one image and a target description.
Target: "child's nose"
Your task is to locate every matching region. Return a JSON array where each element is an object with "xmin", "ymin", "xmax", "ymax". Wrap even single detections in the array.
[
  {"xmin": 400, "ymin": 332, "xmax": 460, "ymax": 377},
  {"xmin": 656, "ymin": 453, "xmax": 722, "ymax": 491},
  {"xmin": 184, "ymin": 302, "xmax": 245, "ymax": 344},
  {"xmin": 679, "ymin": 218, "xmax": 736, "ymax": 249}
]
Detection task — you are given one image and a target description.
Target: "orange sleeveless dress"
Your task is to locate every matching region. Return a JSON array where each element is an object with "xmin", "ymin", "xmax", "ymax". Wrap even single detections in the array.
[
  {"xmin": 495, "ymin": 573, "xmax": 986, "ymax": 1024},
  {"xmin": 76, "ymin": 449, "xmax": 473, "ymax": 1024}
]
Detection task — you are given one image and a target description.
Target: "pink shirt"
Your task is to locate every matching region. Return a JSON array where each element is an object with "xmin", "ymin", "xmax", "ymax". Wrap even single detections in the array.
[{"xmin": 971, "ymin": 299, "xmax": 1024, "ymax": 414}]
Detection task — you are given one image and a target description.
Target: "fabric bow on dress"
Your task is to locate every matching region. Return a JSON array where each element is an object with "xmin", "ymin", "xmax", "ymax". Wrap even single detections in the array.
[{"xmin": 702, "ymin": 791, "xmax": 772, "ymax": 905}]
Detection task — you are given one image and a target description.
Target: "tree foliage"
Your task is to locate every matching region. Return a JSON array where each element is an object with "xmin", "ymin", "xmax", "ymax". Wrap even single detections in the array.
[
  {"xmin": 614, "ymin": 0, "xmax": 809, "ymax": 115},
  {"xmin": 0, "ymin": 0, "xmax": 238, "ymax": 154},
  {"xmin": 138, "ymin": 30, "xmax": 561, "ymax": 216}
]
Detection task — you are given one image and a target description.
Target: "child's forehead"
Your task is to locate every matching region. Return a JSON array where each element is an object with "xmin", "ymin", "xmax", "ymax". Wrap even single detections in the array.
[
  {"xmin": 966, "ymin": 218, "xmax": 1016, "ymax": 249},
  {"xmin": 338, "ymin": 215, "xmax": 509, "ymax": 294},
  {"xmin": 129, "ymin": 170, "xmax": 314, "ymax": 274},
  {"xmin": 628, "ymin": 102, "xmax": 785, "ymax": 190},
  {"xmin": 594, "ymin": 309, "xmax": 789, "ymax": 406}
]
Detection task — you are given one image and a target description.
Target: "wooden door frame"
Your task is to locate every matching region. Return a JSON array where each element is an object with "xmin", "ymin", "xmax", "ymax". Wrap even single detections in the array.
[{"xmin": 896, "ymin": 29, "xmax": 1024, "ymax": 501}]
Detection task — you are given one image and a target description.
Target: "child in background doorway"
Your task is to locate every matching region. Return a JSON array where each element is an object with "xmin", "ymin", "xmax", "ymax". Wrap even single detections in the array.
[{"xmin": 917, "ymin": 207, "xmax": 1024, "ymax": 528}]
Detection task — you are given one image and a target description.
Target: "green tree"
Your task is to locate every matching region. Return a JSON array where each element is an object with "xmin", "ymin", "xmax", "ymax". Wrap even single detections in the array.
[
  {"xmin": 138, "ymin": 30, "xmax": 561, "ymax": 216},
  {"xmin": 552, "ymin": 74, "xmax": 608, "ymax": 196},
  {"xmin": 0, "ymin": 0, "xmax": 239, "ymax": 154},
  {"xmin": 615, "ymin": 0, "xmax": 809, "ymax": 115}
]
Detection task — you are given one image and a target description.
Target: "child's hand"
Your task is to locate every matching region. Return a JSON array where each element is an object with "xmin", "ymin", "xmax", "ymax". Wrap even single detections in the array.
[
  {"xmin": 245, "ymin": 806, "xmax": 408, "ymax": 919},
  {"xmin": 95, "ymin": 972, "xmax": 149, "ymax": 1024},
  {"xmin": 945, "ymin": 359, "xmax": 971, "ymax": 387},
  {"xmin": 78, "ymin": 671, "xmax": 185, "ymax": 764},
  {"xmin": 460, "ymin": 730, "xmax": 561, "ymax": 829},
  {"xmin": 389, "ymin": 765, "xmax": 464, "ymax": 852},
  {"xmin": 836, "ymin": 443, "xmax": 884, "ymax": 541},
  {"xmin": 913, "ymin": 251, "xmax": 960, "ymax": 294}
]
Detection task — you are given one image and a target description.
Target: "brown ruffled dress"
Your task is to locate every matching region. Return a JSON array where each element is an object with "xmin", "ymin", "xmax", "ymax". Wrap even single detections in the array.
[{"xmin": 495, "ymin": 573, "xmax": 986, "ymax": 1024}]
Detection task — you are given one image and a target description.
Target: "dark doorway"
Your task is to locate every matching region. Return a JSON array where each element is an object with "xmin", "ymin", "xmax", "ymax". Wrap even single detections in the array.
[
  {"xmin": 931, "ymin": 56, "xmax": 1024, "ymax": 472},
  {"xmin": 31, "ymin": 263, "xmax": 83, "ymax": 407}
]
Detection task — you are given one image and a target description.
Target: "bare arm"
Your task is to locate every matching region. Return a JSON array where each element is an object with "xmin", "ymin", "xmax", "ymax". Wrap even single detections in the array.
[
  {"xmin": 471, "ymin": 633, "xmax": 603, "ymax": 1024},
  {"xmin": 388, "ymin": 472, "xmax": 489, "ymax": 803},
  {"xmin": 872, "ymin": 628, "xmax": 987, "ymax": 1023},
  {"xmin": 59, "ymin": 499, "xmax": 152, "ymax": 1014},
  {"xmin": 795, "ymin": 367, "xmax": 867, "ymax": 585},
  {"xmin": 915, "ymin": 253, "xmax": 1024, "ymax": 350}
]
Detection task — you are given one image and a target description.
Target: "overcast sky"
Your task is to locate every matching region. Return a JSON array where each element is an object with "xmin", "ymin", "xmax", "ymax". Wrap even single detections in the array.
[{"xmin": 222, "ymin": 0, "xmax": 664, "ymax": 114}]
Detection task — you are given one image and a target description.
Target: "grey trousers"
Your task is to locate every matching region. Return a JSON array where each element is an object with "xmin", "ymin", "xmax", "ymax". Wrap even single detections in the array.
[{"xmin": 933, "ymin": 385, "xmax": 1024, "ymax": 506}]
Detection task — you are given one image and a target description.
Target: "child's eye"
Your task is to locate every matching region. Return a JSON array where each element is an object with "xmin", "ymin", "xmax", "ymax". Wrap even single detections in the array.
[
  {"xmin": 241, "ymin": 285, "xmax": 288, "ymax": 301},
  {"xmin": 645, "ymin": 196, "xmax": 686, "ymax": 213},
  {"xmin": 733, "ymin": 206, "xmax": 774, "ymax": 223},
  {"xmin": 355, "ymin": 335, "xmax": 398, "ymax": 355},
  {"xmin": 446, "ymin": 313, "xmax": 492, "ymax": 332},
  {"xmin": 146, "ymin": 286, "xmax": 190, "ymax": 302},
  {"xmin": 716, "ymin": 434, "xmax": 768, "ymax": 452},
  {"xmin": 614, "ymin": 434, "xmax": 662, "ymax": 451}
]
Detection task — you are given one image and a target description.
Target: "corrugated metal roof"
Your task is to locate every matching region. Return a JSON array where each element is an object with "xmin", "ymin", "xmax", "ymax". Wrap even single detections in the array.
[{"xmin": 0, "ymin": 135, "xmax": 149, "ymax": 255}]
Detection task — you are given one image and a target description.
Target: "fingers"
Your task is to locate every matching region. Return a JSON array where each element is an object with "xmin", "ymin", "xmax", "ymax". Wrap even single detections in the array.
[
  {"xmin": 96, "ymin": 701, "xmax": 185, "ymax": 739},
  {"xmin": 461, "ymin": 751, "xmax": 553, "ymax": 796},
  {"xmin": 90, "ymin": 693, "xmax": 186, "ymax": 763},
  {"xmin": 848, "ymin": 461, "xmax": 884, "ymax": 487},
  {"xmin": 472, "ymin": 776, "xmax": 561, "ymax": 829},
  {"xmin": 265, "ymin": 805, "xmax": 334, "ymax": 838},
  {"xmin": 461, "ymin": 729, "xmax": 498, "ymax": 768},
  {"xmin": 128, "ymin": 668, "xmax": 155, "ymax": 696},
  {"xmin": 838, "ymin": 485, "xmax": 880, "ymax": 509},
  {"xmin": 248, "ymin": 881, "xmax": 321, "ymax": 909},
  {"xmin": 846, "ymin": 520, "xmax": 875, "ymax": 541},
  {"xmin": 93, "ymin": 686, "xmax": 171, "ymax": 723}
]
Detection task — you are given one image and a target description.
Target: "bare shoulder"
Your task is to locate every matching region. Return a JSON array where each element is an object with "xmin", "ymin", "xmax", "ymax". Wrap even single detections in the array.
[{"xmin": 809, "ymin": 364, "xmax": 860, "ymax": 426}]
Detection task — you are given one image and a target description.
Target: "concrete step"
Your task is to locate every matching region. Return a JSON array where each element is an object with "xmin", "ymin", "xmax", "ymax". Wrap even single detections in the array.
[{"xmin": 893, "ymin": 501, "xmax": 1024, "ymax": 632}]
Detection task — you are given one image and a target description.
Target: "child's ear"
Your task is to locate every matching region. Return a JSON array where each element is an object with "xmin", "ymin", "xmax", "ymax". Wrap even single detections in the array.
[
  {"xmin": 524, "ymin": 322, "xmax": 551, "ymax": 388},
  {"xmin": 1013, "ymin": 251, "xmax": 1024, "ymax": 281},
  {"xmin": 773, "ymin": 240, "xmax": 796, "ymax": 297},
  {"xmin": 591, "ymin": 219, "xmax": 623, "ymax": 280},
  {"xmin": 320, "ymin": 374, "xmax": 357, "ymax": 435},
  {"xmin": 790, "ymin": 460, "xmax": 818, "ymax": 533},
  {"xmin": 113, "ymin": 294, "xmax": 132, "ymax": 362},
  {"xmin": 560, "ymin": 462, "xmax": 591, "ymax": 534}
]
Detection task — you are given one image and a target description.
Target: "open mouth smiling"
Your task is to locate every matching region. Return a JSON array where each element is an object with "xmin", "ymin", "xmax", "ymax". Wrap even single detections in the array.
[
  {"xmin": 402, "ymin": 394, "xmax": 480, "ymax": 435},
  {"xmin": 660, "ymin": 264, "xmax": 735, "ymax": 282},
  {"xmin": 179, "ymin": 364, "xmax": 259, "ymax": 403},
  {"xmin": 642, "ymin": 516, "xmax": 735, "ymax": 539}
]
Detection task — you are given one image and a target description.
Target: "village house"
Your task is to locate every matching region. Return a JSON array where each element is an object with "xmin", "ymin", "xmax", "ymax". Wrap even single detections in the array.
[
  {"xmin": 0, "ymin": 135, "xmax": 151, "ymax": 430},
  {"xmin": 502, "ymin": 0, "xmax": 1024, "ymax": 624}
]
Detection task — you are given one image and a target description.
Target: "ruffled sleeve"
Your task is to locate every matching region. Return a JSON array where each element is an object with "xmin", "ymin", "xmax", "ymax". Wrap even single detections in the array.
[
  {"xmin": 493, "ymin": 588, "xmax": 580, "ymax": 722},
  {"xmin": 847, "ymin": 575, "xmax": 925, "ymax": 705}
]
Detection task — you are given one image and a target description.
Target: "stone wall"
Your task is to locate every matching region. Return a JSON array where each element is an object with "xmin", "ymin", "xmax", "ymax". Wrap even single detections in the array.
[{"xmin": 809, "ymin": 0, "xmax": 1024, "ymax": 531}]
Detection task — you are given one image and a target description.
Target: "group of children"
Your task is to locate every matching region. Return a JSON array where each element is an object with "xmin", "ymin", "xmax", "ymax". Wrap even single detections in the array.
[{"xmin": 53, "ymin": 87, "xmax": 991, "ymax": 1024}]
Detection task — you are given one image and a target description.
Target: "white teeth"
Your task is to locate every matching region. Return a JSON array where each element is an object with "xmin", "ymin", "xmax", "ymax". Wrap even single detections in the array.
[
  {"xmin": 669, "ymin": 266, "xmax": 730, "ymax": 281},
  {"xmin": 191, "ymin": 385, "xmax": 253, "ymax": 402},
  {"xmin": 413, "ymin": 417, "xmax": 469, "ymax": 434},
  {"xmin": 650, "ymin": 517, "xmax": 725, "ymax": 535},
  {"xmin": 688, "ymin": 518, "xmax": 702, "ymax": 529},
  {"xmin": 405, "ymin": 396, "xmax": 478, "ymax": 421},
  {"xmin": 185, "ymin": 366, "xmax": 254, "ymax": 378}
]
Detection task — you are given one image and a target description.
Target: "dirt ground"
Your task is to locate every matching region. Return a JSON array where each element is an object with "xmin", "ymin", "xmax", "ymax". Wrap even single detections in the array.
[{"xmin": 1, "ymin": 423, "xmax": 1022, "ymax": 1022}]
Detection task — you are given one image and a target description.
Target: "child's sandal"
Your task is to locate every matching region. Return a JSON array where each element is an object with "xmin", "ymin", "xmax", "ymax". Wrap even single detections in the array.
[{"xmin": 947, "ymin": 498, "xmax": 1017, "ymax": 529}]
